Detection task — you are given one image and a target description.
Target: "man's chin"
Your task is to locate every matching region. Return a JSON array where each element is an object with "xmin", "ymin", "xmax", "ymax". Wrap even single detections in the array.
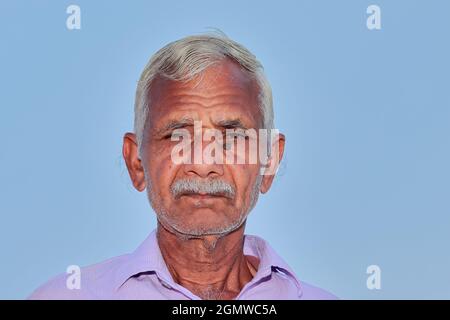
[
  {"xmin": 159, "ymin": 217, "xmax": 245, "ymax": 238},
  {"xmin": 172, "ymin": 224, "xmax": 239, "ymax": 237}
]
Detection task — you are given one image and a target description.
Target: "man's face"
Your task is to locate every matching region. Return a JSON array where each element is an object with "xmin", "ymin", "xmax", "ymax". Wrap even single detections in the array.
[{"xmin": 123, "ymin": 60, "xmax": 284, "ymax": 237}]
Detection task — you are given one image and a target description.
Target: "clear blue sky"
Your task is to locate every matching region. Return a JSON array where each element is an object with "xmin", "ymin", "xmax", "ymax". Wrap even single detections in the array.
[{"xmin": 1, "ymin": 0, "xmax": 449, "ymax": 299}]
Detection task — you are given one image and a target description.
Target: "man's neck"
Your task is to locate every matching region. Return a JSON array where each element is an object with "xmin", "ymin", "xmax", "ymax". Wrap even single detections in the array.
[{"xmin": 156, "ymin": 222, "xmax": 258, "ymax": 300}]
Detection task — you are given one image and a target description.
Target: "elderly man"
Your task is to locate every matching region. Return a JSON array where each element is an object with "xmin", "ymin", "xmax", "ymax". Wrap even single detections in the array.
[{"xmin": 29, "ymin": 33, "xmax": 336, "ymax": 300}]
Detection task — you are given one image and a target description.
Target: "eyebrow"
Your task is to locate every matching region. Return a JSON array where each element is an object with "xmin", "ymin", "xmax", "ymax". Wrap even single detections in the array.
[
  {"xmin": 214, "ymin": 118, "xmax": 249, "ymax": 130},
  {"xmin": 155, "ymin": 117, "xmax": 250, "ymax": 137},
  {"xmin": 156, "ymin": 117, "xmax": 195, "ymax": 136}
]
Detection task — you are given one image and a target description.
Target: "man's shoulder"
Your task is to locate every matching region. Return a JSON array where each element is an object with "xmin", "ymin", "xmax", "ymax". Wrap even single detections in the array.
[
  {"xmin": 244, "ymin": 234, "xmax": 338, "ymax": 300},
  {"xmin": 28, "ymin": 254, "xmax": 131, "ymax": 300}
]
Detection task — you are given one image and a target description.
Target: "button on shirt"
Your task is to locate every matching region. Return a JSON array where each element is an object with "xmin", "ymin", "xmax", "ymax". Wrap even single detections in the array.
[{"xmin": 29, "ymin": 230, "xmax": 337, "ymax": 300}]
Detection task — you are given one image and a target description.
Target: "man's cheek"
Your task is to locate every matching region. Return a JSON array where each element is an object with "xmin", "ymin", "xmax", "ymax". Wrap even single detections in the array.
[{"xmin": 155, "ymin": 162, "xmax": 180, "ymax": 195}]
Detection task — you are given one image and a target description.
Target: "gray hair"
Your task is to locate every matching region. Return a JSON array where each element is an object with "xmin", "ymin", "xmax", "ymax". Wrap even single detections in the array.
[
  {"xmin": 133, "ymin": 31, "xmax": 274, "ymax": 157},
  {"xmin": 171, "ymin": 178, "xmax": 235, "ymax": 200}
]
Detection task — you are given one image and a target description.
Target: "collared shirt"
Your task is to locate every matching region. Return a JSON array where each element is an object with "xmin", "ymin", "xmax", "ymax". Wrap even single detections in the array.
[{"xmin": 29, "ymin": 230, "xmax": 336, "ymax": 300}]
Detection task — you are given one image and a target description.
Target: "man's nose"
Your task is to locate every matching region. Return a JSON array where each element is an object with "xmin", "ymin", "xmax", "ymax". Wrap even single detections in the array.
[
  {"xmin": 183, "ymin": 161, "xmax": 224, "ymax": 178},
  {"xmin": 182, "ymin": 137, "xmax": 224, "ymax": 178}
]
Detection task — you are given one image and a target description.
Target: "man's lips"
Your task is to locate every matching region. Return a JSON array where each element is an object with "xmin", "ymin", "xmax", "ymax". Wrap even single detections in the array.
[{"xmin": 177, "ymin": 192, "xmax": 231, "ymax": 200}]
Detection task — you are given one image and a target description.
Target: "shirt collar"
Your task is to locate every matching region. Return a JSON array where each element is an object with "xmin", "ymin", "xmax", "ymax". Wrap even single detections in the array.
[{"xmin": 114, "ymin": 229, "xmax": 302, "ymax": 296}]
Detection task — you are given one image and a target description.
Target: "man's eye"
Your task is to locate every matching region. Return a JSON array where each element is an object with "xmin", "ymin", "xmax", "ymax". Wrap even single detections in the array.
[
  {"xmin": 166, "ymin": 132, "xmax": 183, "ymax": 140},
  {"xmin": 223, "ymin": 133, "xmax": 248, "ymax": 150},
  {"xmin": 225, "ymin": 133, "xmax": 248, "ymax": 140}
]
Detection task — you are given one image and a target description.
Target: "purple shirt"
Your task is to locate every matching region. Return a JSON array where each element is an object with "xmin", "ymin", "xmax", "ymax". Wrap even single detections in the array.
[{"xmin": 29, "ymin": 230, "xmax": 336, "ymax": 300}]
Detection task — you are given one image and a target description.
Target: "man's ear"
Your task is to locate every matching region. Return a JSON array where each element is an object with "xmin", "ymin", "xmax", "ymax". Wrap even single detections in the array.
[
  {"xmin": 260, "ymin": 133, "xmax": 285, "ymax": 194},
  {"xmin": 122, "ymin": 132, "xmax": 146, "ymax": 192}
]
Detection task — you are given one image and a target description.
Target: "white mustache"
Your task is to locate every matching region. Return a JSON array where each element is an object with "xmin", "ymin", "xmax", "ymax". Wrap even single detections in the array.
[{"xmin": 171, "ymin": 178, "xmax": 236, "ymax": 199}]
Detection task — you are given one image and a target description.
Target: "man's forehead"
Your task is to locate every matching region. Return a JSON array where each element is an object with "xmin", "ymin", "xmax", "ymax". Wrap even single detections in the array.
[
  {"xmin": 147, "ymin": 60, "xmax": 262, "ymax": 128},
  {"xmin": 149, "ymin": 60, "xmax": 258, "ymax": 102}
]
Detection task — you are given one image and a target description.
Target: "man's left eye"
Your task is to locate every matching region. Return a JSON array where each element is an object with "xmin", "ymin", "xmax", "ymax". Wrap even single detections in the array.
[
  {"xmin": 225, "ymin": 132, "xmax": 247, "ymax": 140},
  {"xmin": 167, "ymin": 132, "xmax": 184, "ymax": 139}
]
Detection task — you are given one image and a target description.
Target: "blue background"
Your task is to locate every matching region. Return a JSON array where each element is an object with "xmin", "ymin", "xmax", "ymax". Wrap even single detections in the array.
[{"xmin": 1, "ymin": 0, "xmax": 449, "ymax": 299}]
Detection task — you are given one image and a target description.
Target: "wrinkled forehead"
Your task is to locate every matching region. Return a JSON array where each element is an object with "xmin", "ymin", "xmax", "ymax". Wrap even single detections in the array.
[{"xmin": 146, "ymin": 60, "xmax": 263, "ymax": 129}]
